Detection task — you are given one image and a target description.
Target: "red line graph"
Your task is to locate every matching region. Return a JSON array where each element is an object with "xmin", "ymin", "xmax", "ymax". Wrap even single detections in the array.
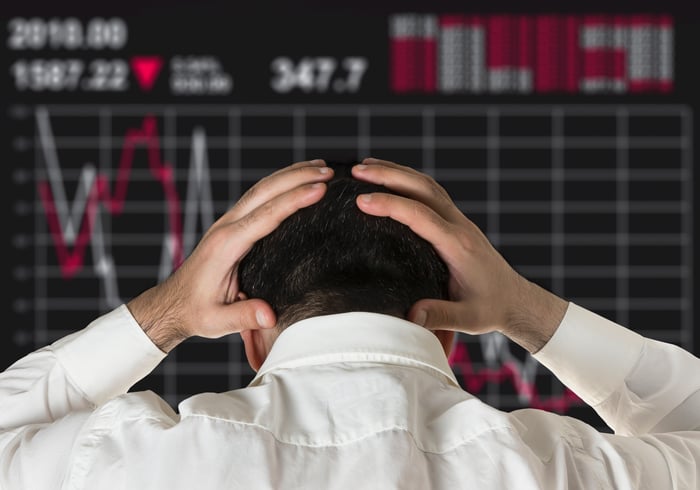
[
  {"xmin": 38, "ymin": 115, "xmax": 184, "ymax": 278},
  {"xmin": 37, "ymin": 112, "xmax": 581, "ymax": 413},
  {"xmin": 448, "ymin": 340, "xmax": 582, "ymax": 412}
]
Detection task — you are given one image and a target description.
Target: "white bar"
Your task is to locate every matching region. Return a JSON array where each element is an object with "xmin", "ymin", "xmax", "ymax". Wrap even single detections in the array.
[
  {"xmin": 581, "ymin": 26, "xmax": 627, "ymax": 49},
  {"xmin": 389, "ymin": 14, "xmax": 420, "ymax": 38},
  {"xmin": 489, "ymin": 68, "xmax": 533, "ymax": 93},
  {"xmin": 580, "ymin": 78, "xmax": 627, "ymax": 93},
  {"xmin": 659, "ymin": 26, "xmax": 674, "ymax": 81},
  {"xmin": 629, "ymin": 25, "xmax": 653, "ymax": 80},
  {"xmin": 467, "ymin": 27, "xmax": 486, "ymax": 93},
  {"xmin": 421, "ymin": 15, "xmax": 438, "ymax": 38},
  {"xmin": 439, "ymin": 25, "xmax": 465, "ymax": 93}
]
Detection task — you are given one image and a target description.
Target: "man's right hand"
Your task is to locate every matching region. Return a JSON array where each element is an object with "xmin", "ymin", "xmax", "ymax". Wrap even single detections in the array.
[
  {"xmin": 352, "ymin": 157, "xmax": 569, "ymax": 354},
  {"xmin": 127, "ymin": 159, "xmax": 334, "ymax": 353}
]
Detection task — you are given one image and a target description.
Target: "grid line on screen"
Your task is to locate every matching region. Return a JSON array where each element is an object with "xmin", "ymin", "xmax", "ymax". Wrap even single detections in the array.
[{"xmin": 20, "ymin": 103, "xmax": 693, "ymax": 426}]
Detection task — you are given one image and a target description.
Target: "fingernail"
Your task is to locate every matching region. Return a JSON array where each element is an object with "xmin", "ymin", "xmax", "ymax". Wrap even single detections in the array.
[
  {"xmin": 318, "ymin": 166, "xmax": 330, "ymax": 174},
  {"xmin": 359, "ymin": 194, "xmax": 372, "ymax": 203},
  {"xmin": 413, "ymin": 310, "xmax": 427, "ymax": 326},
  {"xmin": 311, "ymin": 182, "xmax": 324, "ymax": 189},
  {"xmin": 355, "ymin": 164, "xmax": 368, "ymax": 171},
  {"xmin": 310, "ymin": 159, "xmax": 324, "ymax": 165},
  {"xmin": 256, "ymin": 310, "xmax": 270, "ymax": 327}
]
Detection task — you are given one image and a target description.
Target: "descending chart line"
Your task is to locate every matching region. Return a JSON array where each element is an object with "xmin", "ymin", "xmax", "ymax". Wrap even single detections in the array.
[
  {"xmin": 449, "ymin": 337, "xmax": 582, "ymax": 412},
  {"xmin": 37, "ymin": 109, "xmax": 184, "ymax": 280},
  {"xmin": 23, "ymin": 104, "xmax": 691, "ymax": 418}
]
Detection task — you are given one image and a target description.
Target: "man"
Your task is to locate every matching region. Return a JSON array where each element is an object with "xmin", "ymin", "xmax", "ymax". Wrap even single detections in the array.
[{"xmin": 0, "ymin": 158, "xmax": 698, "ymax": 489}]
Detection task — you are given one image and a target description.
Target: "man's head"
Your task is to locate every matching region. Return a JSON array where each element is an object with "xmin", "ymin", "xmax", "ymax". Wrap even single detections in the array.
[{"xmin": 238, "ymin": 161, "xmax": 454, "ymax": 370}]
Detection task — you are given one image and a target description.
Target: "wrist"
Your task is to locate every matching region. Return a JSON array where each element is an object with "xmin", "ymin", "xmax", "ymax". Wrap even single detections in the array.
[
  {"xmin": 126, "ymin": 286, "xmax": 189, "ymax": 353},
  {"xmin": 501, "ymin": 278, "xmax": 569, "ymax": 354}
]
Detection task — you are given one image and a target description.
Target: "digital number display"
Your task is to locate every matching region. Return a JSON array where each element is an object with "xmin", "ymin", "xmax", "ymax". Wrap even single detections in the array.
[
  {"xmin": 7, "ymin": 17, "xmax": 128, "ymax": 50},
  {"xmin": 270, "ymin": 56, "xmax": 368, "ymax": 94}
]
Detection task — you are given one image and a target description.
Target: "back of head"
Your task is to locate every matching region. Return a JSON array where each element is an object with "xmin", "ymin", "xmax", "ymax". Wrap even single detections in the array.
[{"xmin": 238, "ymin": 161, "xmax": 449, "ymax": 330}]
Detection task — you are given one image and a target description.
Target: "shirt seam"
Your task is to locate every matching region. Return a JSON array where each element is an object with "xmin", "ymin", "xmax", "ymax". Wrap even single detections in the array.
[{"xmin": 184, "ymin": 412, "xmax": 514, "ymax": 454}]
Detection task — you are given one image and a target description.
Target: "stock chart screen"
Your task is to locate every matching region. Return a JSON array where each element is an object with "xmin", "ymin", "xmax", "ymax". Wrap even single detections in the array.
[{"xmin": 2, "ymin": 1, "xmax": 698, "ymax": 432}]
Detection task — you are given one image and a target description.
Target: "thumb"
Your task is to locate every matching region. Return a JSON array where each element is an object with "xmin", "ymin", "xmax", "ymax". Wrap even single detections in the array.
[
  {"xmin": 407, "ymin": 299, "xmax": 472, "ymax": 332},
  {"xmin": 207, "ymin": 299, "xmax": 277, "ymax": 338}
]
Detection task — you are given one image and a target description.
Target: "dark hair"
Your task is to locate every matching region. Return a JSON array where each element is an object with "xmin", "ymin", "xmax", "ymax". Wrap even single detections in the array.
[{"xmin": 238, "ymin": 161, "xmax": 449, "ymax": 330}]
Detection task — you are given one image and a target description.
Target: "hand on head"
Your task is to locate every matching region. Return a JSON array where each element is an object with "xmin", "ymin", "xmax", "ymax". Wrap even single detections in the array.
[
  {"xmin": 353, "ymin": 157, "xmax": 568, "ymax": 353},
  {"xmin": 126, "ymin": 159, "xmax": 334, "ymax": 352},
  {"xmin": 128, "ymin": 156, "xmax": 566, "ymax": 356}
]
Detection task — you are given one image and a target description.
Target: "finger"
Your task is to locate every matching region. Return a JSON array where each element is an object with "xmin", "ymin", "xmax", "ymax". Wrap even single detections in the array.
[
  {"xmin": 231, "ymin": 160, "xmax": 331, "ymax": 218},
  {"xmin": 205, "ymin": 298, "xmax": 277, "ymax": 338},
  {"xmin": 362, "ymin": 157, "xmax": 454, "ymax": 201},
  {"xmin": 356, "ymin": 192, "xmax": 458, "ymax": 258},
  {"xmin": 268, "ymin": 158, "xmax": 326, "ymax": 178},
  {"xmin": 221, "ymin": 162, "xmax": 333, "ymax": 223},
  {"xmin": 361, "ymin": 157, "xmax": 425, "ymax": 176},
  {"xmin": 407, "ymin": 299, "xmax": 474, "ymax": 332},
  {"xmin": 227, "ymin": 182, "xmax": 328, "ymax": 257},
  {"xmin": 352, "ymin": 163, "xmax": 461, "ymax": 222}
]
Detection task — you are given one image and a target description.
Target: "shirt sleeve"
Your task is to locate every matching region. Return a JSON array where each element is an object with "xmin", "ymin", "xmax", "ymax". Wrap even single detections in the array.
[
  {"xmin": 0, "ymin": 304, "xmax": 166, "ymax": 488},
  {"xmin": 533, "ymin": 302, "xmax": 700, "ymax": 435},
  {"xmin": 523, "ymin": 301, "xmax": 700, "ymax": 488}
]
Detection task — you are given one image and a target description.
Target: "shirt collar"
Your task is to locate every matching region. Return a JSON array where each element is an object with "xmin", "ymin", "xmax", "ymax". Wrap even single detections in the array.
[{"xmin": 249, "ymin": 311, "xmax": 459, "ymax": 388}]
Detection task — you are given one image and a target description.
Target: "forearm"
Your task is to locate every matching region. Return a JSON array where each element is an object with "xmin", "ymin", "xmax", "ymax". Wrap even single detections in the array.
[
  {"xmin": 126, "ymin": 285, "xmax": 190, "ymax": 354},
  {"xmin": 500, "ymin": 277, "xmax": 569, "ymax": 354}
]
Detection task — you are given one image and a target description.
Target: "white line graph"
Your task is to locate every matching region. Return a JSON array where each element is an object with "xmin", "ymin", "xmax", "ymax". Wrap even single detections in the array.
[
  {"xmin": 12, "ymin": 103, "xmax": 693, "ymax": 419},
  {"xmin": 35, "ymin": 108, "xmax": 217, "ymax": 308}
]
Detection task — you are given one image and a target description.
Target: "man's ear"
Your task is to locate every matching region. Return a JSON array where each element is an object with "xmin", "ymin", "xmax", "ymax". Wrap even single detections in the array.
[
  {"xmin": 432, "ymin": 330, "xmax": 456, "ymax": 358},
  {"xmin": 240, "ymin": 329, "xmax": 267, "ymax": 372}
]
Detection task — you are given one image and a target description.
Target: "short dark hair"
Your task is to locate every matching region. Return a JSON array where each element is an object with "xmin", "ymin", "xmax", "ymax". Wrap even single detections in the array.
[{"xmin": 238, "ymin": 161, "xmax": 449, "ymax": 330}]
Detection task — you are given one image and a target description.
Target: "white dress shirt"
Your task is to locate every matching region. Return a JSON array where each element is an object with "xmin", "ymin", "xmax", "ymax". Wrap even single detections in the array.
[{"xmin": 1, "ymin": 302, "xmax": 699, "ymax": 489}]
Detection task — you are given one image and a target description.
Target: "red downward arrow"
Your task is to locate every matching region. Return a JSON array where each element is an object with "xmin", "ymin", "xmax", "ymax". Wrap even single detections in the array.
[{"xmin": 130, "ymin": 56, "xmax": 164, "ymax": 91}]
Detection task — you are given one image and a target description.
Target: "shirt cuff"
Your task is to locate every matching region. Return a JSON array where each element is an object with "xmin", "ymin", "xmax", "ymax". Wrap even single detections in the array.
[
  {"xmin": 533, "ymin": 302, "xmax": 646, "ymax": 407},
  {"xmin": 51, "ymin": 304, "xmax": 167, "ymax": 406}
]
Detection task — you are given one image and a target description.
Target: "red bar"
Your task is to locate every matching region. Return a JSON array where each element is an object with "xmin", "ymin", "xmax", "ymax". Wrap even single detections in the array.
[
  {"xmin": 658, "ymin": 14, "xmax": 673, "ymax": 26},
  {"xmin": 463, "ymin": 14, "xmax": 483, "ymax": 27},
  {"xmin": 517, "ymin": 15, "xmax": 533, "ymax": 68},
  {"xmin": 413, "ymin": 34, "xmax": 425, "ymax": 93},
  {"xmin": 390, "ymin": 38, "xmax": 412, "ymax": 93},
  {"xmin": 630, "ymin": 13, "xmax": 652, "ymax": 27},
  {"xmin": 563, "ymin": 15, "xmax": 580, "ymax": 93},
  {"xmin": 611, "ymin": 50, "xmax": 626, "ymax": 79},
  {"xmin": 439, "ymin": 14, "xmax": 464, "ymax": 27},
  {"xmin": 629, "ymin": 80, "xmax": 655, "ymax": 92},
  {"xmin": 423, "ymin": 37, "xmax": 437, "ymax": 93},
  {"xmin": 629, "ymin": 80, "xmax": 674, "ymax": 93},
  {"xmin": 658, "ymin": 80, "xmax": 674, "ymax": 92},
  {"xmin": 583, "ymin": 50, "xmax": 617, "ymax": 78},
  {"xmin": 582, "ymin": 14, "xmax": 606, "ymax": 28},
  {"xmin": 535, "ymin": 15, "xmax": 559, "ymax": 93},
  {"xmin": 488, "ymin": 15, "xmax": 510, "ymax": 68}
]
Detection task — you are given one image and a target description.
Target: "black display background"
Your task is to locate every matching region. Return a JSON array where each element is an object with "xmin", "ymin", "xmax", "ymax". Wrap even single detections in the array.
[{"xmin": 2, "ymin": 0, "xmax": 698, "ymax": 433}]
